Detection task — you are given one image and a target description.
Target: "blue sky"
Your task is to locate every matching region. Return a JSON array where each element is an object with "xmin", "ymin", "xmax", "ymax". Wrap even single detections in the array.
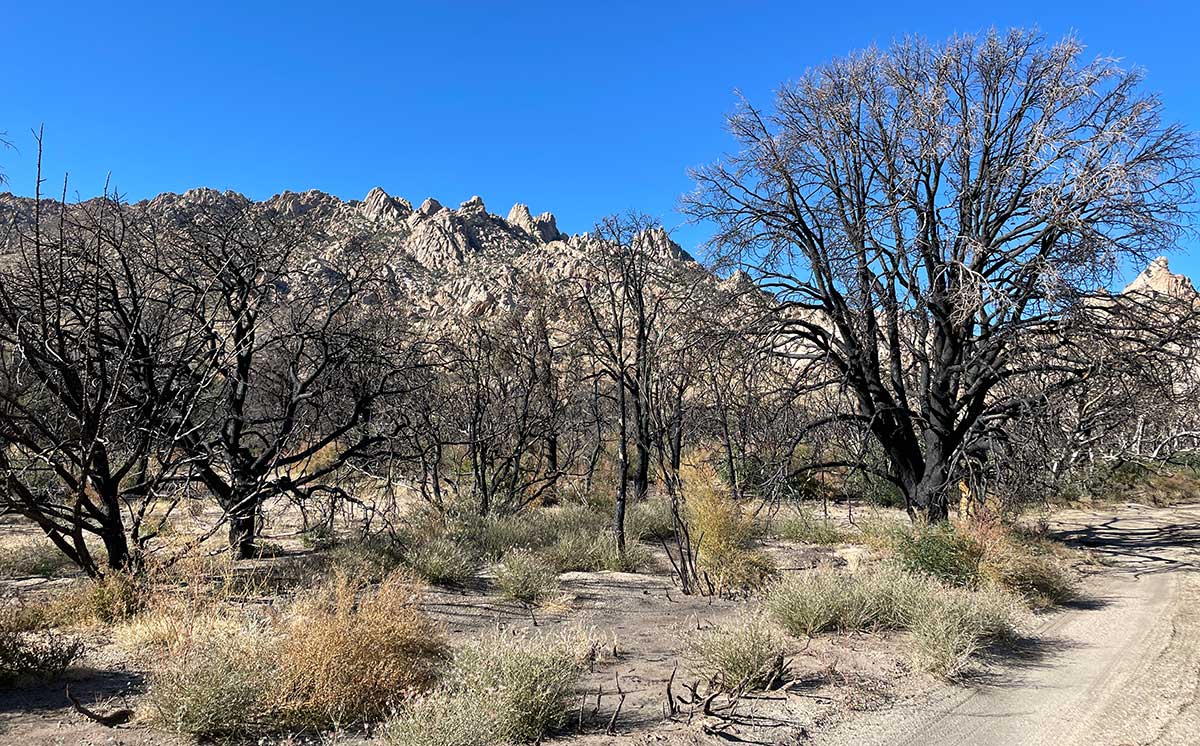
[{"xmin": 3, "ymin": 1, "xmax": 1199, "ymax": 281}]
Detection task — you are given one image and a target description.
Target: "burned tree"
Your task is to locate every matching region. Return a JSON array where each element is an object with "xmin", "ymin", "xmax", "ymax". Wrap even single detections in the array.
[
  {"xmin": 687, "ymin": 29, "xmax": 1198, "ymax": 520},
  {"xmin": 0, "ymin": 178, "xmax": 211, "ymax": 575},
  {"xmin": 156, "ymin": 197, "xmax": 413, "ymax": 558}
]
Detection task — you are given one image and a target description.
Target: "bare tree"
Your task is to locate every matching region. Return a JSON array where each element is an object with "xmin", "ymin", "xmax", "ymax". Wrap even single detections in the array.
[
  {"xmin": 156, "ymin": 198, "xmax": 414, "ymax": 557},
  {"xmin": 0, "ymin": 165, "xmax": 211, "ymax": 575},
  {"xmin": 686, "ymin": 29, "xmax": 1198, "ymax": 520},
  {"xmin": 576, "ymin": 214, "xmax": 695, "ymax": 550}
]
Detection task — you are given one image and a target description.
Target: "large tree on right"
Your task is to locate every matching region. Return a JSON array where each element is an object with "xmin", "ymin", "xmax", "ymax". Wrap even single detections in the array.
[{"xmin": 686, "ymin": 29, "xmax": 1198, "ymax": 521}]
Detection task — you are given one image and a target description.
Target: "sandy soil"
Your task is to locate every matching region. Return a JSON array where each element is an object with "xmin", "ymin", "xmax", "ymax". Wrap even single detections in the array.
[{"xmin": 814, "ymin": 503, "xmax": 1200, "ymax": 746}]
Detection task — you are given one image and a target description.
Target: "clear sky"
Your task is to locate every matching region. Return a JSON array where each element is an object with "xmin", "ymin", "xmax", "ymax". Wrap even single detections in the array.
[{"xmin": 3, "ymin": 1, "xmax": 1199, "ymax": 280}]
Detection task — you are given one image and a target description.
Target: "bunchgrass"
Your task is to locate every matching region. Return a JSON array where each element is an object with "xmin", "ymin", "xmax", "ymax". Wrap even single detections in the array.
[
  {"xmin": 764, "ymin": 565, "xmax": 1021, "ymax": 677},
  {"xmin": 0, "ymin": 538, "xmax": 77, "ymax": 579},
  {"xmin": 385, "ymin": 633, "xmax": 588, "ymax": 746},
  {"xmin": 146, "ymin": 571, "xmax": 448, "ymax": 737},
  {"xmin": 686, "ymin": 614, "xmax": 786, "ymax": 691},
  {"xmin": 493, "ymin": 549, "xmax": 559, "ymax": 605},
  {"xmin": 775, "ymin": 507, "xmax": 850, "ymax": 545}
]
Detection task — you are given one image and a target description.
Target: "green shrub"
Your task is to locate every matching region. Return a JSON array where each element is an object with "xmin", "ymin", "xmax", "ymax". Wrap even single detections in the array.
[
  {"xmin": 386, "ymin": 634, "xmax": 586, "ymax": 745},
  {"xmin": 403, "ymin": 537, "xmax": 479, "ymax": 586},
  {"xmin": 905, "ymin": 587, "xmax": 1019, "ymax": 677},
  {"xmin": 686, "ymin": 615, "xmax": 785, "ymax": 691},
  {"xmin": 146, "ymin": 624, "xmax": 271, "ymax": 738},
  {"xmin": 765, "ymin": 566, "xmax": 919, "ymax": 636},
  {"xmin": 893, "ymin": 523, "xmax": 982, "ymax": 587},
  {"xmin": 322, "ymin": 536, "xmax": 404, "ymax": 582},
  {"xmin": 626, "ymin": 498, "xmax": 677, "ymax": 541},
  {"xmin": 493, "ymin": 550, "xmax": 558, "ymax": 604},
  {"xmin": 543, "ymin": 530, "xmax": 653, "ymax": 573},
  {"xmin": 457, "ymin": 505, "xmax": 608, "ymax": 561}
]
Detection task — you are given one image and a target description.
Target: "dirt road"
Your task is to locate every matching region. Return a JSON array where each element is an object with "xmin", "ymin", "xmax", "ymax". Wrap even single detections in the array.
[{"xmin": 816, "ymin": 503, "xmax": 1200, "ymax": 746}]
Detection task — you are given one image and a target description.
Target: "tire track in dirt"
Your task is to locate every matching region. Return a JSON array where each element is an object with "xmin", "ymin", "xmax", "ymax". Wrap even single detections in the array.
[{"xmin": 813, "ymin": 504, "xmax": 1200, "ymax": 746}]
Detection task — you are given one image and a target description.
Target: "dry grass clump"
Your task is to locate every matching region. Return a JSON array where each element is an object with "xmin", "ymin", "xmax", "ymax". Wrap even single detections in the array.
[
  {"xmin": 114, "ymin": 601, "xmax": 242, "ymax": 663},
  {"xmin": 764, "ymin": 565, "xmax": 1021, "ymax": 678},
  {"xmin": 848, "ymin": 512, "xmax": 912, "ymax": 550},
  {"xmin": 271, "ymin": 572, "xmax": 449, "ymax": 728},
  {"xmin": 0, "ymin": 538, "xmax": 77, "ymax": 579},
  {"xmin": 0, "ymin": 604, "xmax": 84, "ymax": 684},
  {"xmin": 493, "ymin": 549, "xmax": 559, "ymax": 604},
  {"xmin": 145, "ymin": 620, "xmax": 272, "ymax": 739},
  {"xmin": 684, "ymin": 462, "xmax": 776, "ymax": 592},
  {"xmin": 775, "ymin": 507, "xmax": 850, "ymax": 545},
  {"xmin": 147, "ymin": 571, "xmax": 448, "ymax": 737},
  {"xmin": 686, "ymin": 614, "xmax": 786, "ymax": 691},
  {"xmin": 967, "ymin": 522, "xmax": 1078, "ymax": 607},
  {"xmin": 386, "ymin": 633, "xmax": 589, "ymax": 746},
  {"xmin": 33, "ymin": 571, "xmax": 153, "ymax": 627},
  {"xmin": 398, "ymin": 500, "xmax": 661, "ymax": 582}
]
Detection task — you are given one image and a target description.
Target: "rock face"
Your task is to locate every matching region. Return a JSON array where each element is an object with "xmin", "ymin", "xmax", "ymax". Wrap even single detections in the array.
[
  {"xmin": 1123, "ymin": 256, "xmax": 1198, "ymax": 300},
  {"xmin": 0, "ymin": 187, "xmax": 698, "ymax": 320}
]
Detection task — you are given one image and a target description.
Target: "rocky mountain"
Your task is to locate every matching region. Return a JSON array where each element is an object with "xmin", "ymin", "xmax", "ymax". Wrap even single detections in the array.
[{"xmin": 0, "ymin": 187, "xmax": 699, "ymax": 320}]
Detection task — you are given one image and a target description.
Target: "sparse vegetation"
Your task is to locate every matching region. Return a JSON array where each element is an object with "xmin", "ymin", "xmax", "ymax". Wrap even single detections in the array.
[
  {"xmin": 0, "ymin": 20, "xmax": 1194, "ymax": 746},
  {"xmin": 0, "ymin": 539, "xmax": 77, "ymax": 579},
  {"xmin": 0, "ymin": 605, "xmax": 84, "ymax": 684},
  {"xmin": 386, "ymin": 633, "xmax": 589, "ymax": 746},
  {"xmin": 493, "ymin": 549, "xmax": 559, "ymax": 604},
  {"xmin": 686, "ymin": 614, "xmax": 786, "ymax": 691},
  {"xmin": 765, "ymin": 565, "xmax": 1021, "ymax": 677},
  {"xmin": 775, "ymin": 507, "xmax": 850, "ymax": 545},
  {"xmin": 544, "ymin": 529, "xmax": 653, "ymax": 573},
  {"xmin": 147, "ymin": 572, "xmax": 448, "ymax": 737}
]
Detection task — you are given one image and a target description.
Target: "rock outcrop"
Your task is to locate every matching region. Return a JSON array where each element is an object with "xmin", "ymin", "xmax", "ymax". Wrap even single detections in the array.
[{"xmin": 1122, "ymin": 256, "xmax": 1198, "ymax": 300}]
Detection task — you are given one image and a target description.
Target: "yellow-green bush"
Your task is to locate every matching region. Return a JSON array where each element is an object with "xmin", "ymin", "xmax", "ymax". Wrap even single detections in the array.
[{"xmin": 683, "ymin": 462, "xmax": 776, "ymax": 592}]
